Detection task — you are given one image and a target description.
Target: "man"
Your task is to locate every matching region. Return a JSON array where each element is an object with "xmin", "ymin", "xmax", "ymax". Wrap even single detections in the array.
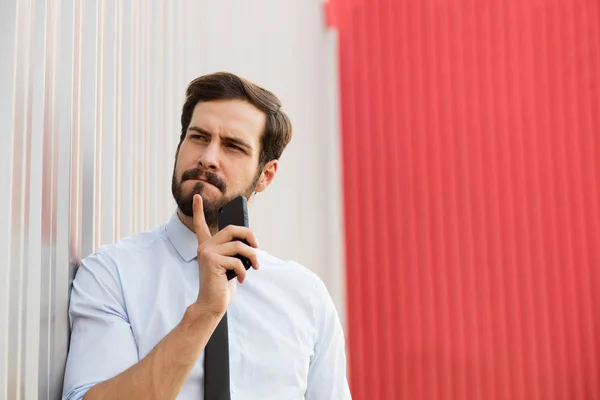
[{"xmin": 62, "ymin": 72, "xmax": 351, "ymax": 399}]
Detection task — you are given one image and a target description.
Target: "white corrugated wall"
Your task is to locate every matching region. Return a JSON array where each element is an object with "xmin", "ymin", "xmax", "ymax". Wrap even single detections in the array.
[{"xmin": 0, "ymin": 1, "xmax": 202, "ymax": 398}]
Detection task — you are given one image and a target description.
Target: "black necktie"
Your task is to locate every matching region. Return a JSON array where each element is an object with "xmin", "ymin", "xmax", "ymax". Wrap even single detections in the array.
[{"xmin": 204, "ymin": 312, "xmax": 231, "ymax": 399}]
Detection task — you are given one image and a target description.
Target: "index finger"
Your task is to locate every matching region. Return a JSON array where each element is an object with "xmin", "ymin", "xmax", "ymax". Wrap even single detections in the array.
[{"xmin": 193, "ymin": 194, "xmax": 212, "ymax": 244}]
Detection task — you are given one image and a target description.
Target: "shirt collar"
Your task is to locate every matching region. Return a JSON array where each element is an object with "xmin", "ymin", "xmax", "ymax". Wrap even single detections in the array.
[{"xmin": 165, "ymin": 211, "xmax": 198, "ymax": 262}]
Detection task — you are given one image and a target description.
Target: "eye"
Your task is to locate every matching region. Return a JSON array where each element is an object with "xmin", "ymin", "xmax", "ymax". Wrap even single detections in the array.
[
  {"xmin": 190, "ymin": 134, "xmax": 208, "ymax": 142},
  {"xmin": 227, "ymin": 143, "xmax": 243, "ymax": 152}
]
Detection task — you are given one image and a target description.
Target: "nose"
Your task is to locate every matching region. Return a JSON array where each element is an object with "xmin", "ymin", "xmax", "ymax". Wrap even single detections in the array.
[{"xmin": 197, "ymin": 141, "xmax": 220, "ymax": 171}]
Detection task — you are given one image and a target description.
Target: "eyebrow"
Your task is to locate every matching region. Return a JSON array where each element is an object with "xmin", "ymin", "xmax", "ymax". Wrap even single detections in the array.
[{"xmin": 187, "ymin": 126, "xmax": 253, "ymax": 152}]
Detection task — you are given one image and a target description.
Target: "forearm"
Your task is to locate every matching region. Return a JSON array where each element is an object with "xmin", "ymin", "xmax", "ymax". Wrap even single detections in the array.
[{"xmin": 84, "ymin": 304, "xmax": 223, "ymax": 400}]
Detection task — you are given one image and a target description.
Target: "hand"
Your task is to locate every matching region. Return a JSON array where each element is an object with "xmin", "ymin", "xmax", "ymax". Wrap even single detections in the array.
[{"xmin": 192, "ymin": 194, "xmax": 260, "ymax": 316}]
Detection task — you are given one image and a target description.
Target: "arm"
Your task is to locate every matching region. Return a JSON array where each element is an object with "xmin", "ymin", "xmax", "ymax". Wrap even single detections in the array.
[
  {"xmin": 305, "ymin": 278, "xmax": 353, "ymax": 400},
  {"xmin": 82, "ymin": 303, "xmax": 222, "ymax": 400}
]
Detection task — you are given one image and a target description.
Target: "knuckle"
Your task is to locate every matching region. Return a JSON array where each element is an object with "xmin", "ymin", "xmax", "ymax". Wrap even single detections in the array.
[
  {"xmin": 198, "ymin": 247, "xmax": 215, "ymax": 262},
  {"xmin": 197, "ymin": 243, "xmax": 209, "ymax": 255},
  {"xmin": 237, "ymin": 259, "xmax": 245, "ymax": 270}
]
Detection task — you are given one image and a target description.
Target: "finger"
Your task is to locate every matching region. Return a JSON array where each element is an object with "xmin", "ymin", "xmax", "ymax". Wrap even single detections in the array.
[
  {"xmin": 215, "ymin": 254, "xmax": 248, "ymax": 283},
  {"xmin": 212, "ymin": 225, "xmax": 259, "ymax": 248},
  {"xmin": 216, "ymin": 241, "xmax": 260, "ymax": 271},
  {"xmin": 193, "ymin": 194, "xmax": 212, "ymax": 244}
]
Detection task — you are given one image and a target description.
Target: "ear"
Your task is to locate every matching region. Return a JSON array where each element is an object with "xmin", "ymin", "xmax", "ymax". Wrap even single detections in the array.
[{"xmin": 254, "ymin": 160, "xmax": 278, "ymax": 193}]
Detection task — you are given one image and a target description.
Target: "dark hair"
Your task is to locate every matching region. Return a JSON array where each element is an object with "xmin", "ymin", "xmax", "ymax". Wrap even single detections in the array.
[{"xmin": 180, "ymin": 72, "xmax": 293, "ymax": 167}]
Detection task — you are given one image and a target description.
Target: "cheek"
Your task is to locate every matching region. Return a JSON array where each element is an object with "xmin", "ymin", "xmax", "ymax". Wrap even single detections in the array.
[
  {"xmin": 173, "ymin": 159, "xmax": 183, "ymax": 182},
  {"xmin": 175, "ymin": 148, "xmax": 195, "ymax": 173},
  {"xmin": 225, "ymin": 163, "xmax": 258, "ymax": 191}
]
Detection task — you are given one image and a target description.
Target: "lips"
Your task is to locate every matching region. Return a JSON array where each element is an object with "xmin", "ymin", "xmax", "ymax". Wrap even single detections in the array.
[
  {"xmin": 180, "ymin": 168, "xmax": 227, "ymax": 193},
  {"xmin": 196, "ymin": 177, "xmax": 215, "ymax": 187},
  {"xmin": 186, "ymin": 176, "xmax": 213, "ymax": 187}
]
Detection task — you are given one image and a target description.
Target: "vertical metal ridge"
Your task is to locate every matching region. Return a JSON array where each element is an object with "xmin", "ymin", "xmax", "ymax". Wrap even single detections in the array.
[
  {"xmin": 8, "ymin": 0, "xmax": 36, "ymax": 397},
  {"xmin": 520, "ymin": 2, "xmax": 553, "ymax": 399},
  {"xmin": 462, "ymin": 1, "xmax": 487, "ymax": 398},
  {"xmin": 399, "ymin": 1, "xmax": 418, "ymax": 397},
  {"xmin": 561, "ymin": 3, "xmax": 591, "ymax": 397},
  {"xmin": 546, "ymin": 4, "xmax": 579, "ymax": 398},
  {"xmin": 21, "ymin": 0, "xmax": 39, "ymax": 396},
  {"xmin": 93, "ymin": 0, "xmax": 104, "ymax": 249},
  {"xmin": 164, "ymin": 0, "xmax": 175, "ymax": 219},
  {"xmin": 52, "ymin": 0, "xmax": 73, "ymax": 396},
  {"xmin": 0, "ymin": 0, "xmax": 18, "ymax": 396},
  {"xmin": 424, "ymin": 0, "xmax": 450, "ymax": 396},
  {"xmin": 155, "ymin": 0, "xmax": 165, "ymax": 222},
  {"xmin": 481, "ymin": 4, "xmax": 511, "ymax": 398},
  {"xmin": 448, "ymin": 1, "xmax": 475, "ymax": 397},
  {"xmin": 365, "ymin": 0, "xmax": 393, "ymax": 396},
  {"xmin": 122, "ymin": 0, "xmax": 135, "ymax": 236},
  {"xmin": 416, "ymin": 1, "xmax": 443, "ymax": 398},
  {"xmin": 382, "ymin": 0, "xmax": 410, "ymax": 396},
  {"xmin": 469, "ymin": 3, "xmax": 496, "ymax": 398},
  {"xmin": 500, "ymin": 2, "xmax": 521, "ymax": 392},
  {"xmin": 403, "ymin": 3, "xmax": 424, "ymax": 398},
  {"xmin": 496, "ymin": 3, "xmax": 516, "ymax": 397},
  {"xmin": 339, "ymin": 8, "xmax": 363, "ymax": 398},
  {"xmin": 99, "ymin": 0, "xmax": 115, "ymax": 247},
  {"xmin": 114, "ymin": 0, "xmax": 123, "ymax": 241},
  {"xmin": 80, "ymin": 0, "xmax": 96, "ymax": 259},
  {"xmin": 71, "ymin": 0, "xmax": 84, "ymax": 265},
  {"xmin": 578, "ymin": 1, "xmax": 600, "ymax": 393},
  {"xmin": 424, "ymin": 1, "xmax": 442, "ymax": 392},
  {"xmin": 371, "ymin": 0, "xmax": 395, "ymax": 396},
  {"xmin": 37, "ymin": 0, "xmax": 54, "ymax": 396},
  {"xmin": 436, "ymin": 2, "xmax": 460, "ymax": 399},
  {"xmin": 355, "ymin": 1, "xmax": 382, "ymax": 398},
  {"xmin": 47, "ymin": 0, "xmax": 63, "ymax": 393},
  {"xmin": 355, "ymin": 2, "xmax": 379, "ymax": 397},
  {"xmin": 142, "ymin": 0, "xmax": 149, "ymax": 230},
  {"xmin": 567, "ymin": 2, "xmax": 599, "ymax": 395},
  {"xmin": 149, "ymin": 0, "xmax": 159, "ymax": 227},
  {"xmin": 131, "ymin": 0, "xmax": 139, "ymax": 231},
  {"xmin": 537, "ymin": 6, "xmax": 569, "ymax": 398},
  {"xmin": 505, "ymin": 2, "xmax": 538, "ymax": 398}
]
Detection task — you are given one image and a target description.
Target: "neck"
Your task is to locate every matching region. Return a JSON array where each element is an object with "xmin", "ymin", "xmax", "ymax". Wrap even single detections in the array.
[{"xmin": 177, "ymin": 209, "xmax": 219, "ymax": 237}]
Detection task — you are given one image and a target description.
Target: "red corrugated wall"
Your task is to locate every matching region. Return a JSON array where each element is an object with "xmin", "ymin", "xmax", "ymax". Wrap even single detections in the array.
[{"xmin": 327, "ymin": 0, "xmax": 600, "ymax": 399}]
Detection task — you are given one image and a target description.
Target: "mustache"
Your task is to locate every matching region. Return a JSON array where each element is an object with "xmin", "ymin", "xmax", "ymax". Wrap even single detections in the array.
[{"xmin": 180, "ymin": 168, "xmax": 227, "ymax": 193}]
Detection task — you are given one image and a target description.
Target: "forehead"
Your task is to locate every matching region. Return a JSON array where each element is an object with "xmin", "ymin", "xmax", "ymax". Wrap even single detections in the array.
[{"xmin": 190, "ymin": 100, "xmax": 266, "ymax": 144}]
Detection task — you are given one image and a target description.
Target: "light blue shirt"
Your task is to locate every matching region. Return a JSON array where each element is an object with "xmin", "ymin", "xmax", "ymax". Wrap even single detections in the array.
[{"xmin": 62, "ymin": 212, "xmax": 351, "ymax": 399}]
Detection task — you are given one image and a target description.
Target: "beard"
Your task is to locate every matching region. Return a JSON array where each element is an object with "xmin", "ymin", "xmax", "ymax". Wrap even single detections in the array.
[{"xmin": 171, "ymin": 163, "xmax": 261, "ymax": 228}]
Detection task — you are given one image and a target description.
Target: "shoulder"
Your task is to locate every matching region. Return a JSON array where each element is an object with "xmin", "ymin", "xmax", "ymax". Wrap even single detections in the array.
[
  {"xmin": 76, "ymin": 225, "xmax": 168, "ymax": 286},
  {"xmin": 83, "ymin": 225, "xmax": 166, "ymax": 265},
  {"xmin": 252, "ymin": 250, "xmax": 344, "ymax": 344},
  {"xmin": 256, "ymin": 250, "xmax": 326, "ymax": 289},
  {"xmin": 254, "ymin": 249, "xmax": 333, "ymax": 309},
  {"xmin": 72, "ymin": 225, "xmax": 169, "ymax": 305}
]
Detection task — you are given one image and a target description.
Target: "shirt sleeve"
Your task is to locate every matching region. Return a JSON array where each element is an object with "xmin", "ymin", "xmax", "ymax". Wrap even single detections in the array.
[
  {"xmin": 305, "ymin": 278, "xmax": 353, "ymax": 400},
  {"xmin": 62, "ymin": 250, "xmax": 139, "ymax": 400}
]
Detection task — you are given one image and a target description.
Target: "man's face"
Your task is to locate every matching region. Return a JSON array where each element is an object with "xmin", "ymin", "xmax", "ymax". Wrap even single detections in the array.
[{"xmin": 172, "ymin": 99, "xmax": 267, "ymax": 227}]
